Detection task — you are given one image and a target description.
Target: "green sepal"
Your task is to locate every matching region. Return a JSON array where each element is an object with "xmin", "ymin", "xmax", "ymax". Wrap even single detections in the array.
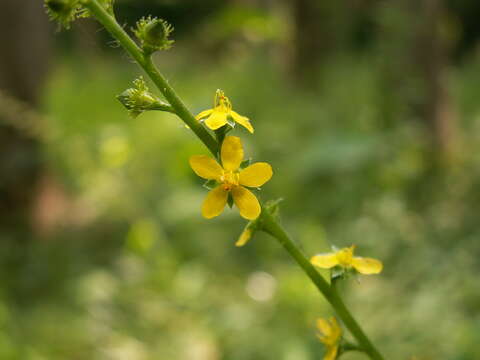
[
  {"xmin": 331, "ymin": 266, "xmax": 357, "ymax": 282},
  {"xmin": 331, "ymin": 267, "xmax": 345, "ymax": 282},
  {"xmin": 203, "ymin": 179, "xmax": 217, "ymax": 190},
  {"xmin": 227, "ymin": 193, "xmax": 234, "ymax": 208},
  {"xmin": 264, "ymin": 198, "xmax": 283, "ymax": 219},
  {"xmin": 240, "ymin": 158, "xmax": 252, "ymax": 170},
  {"xmin": 214, "ymin": 125, "xmax": 228, "ymax": 145},
  {"xmin": 226, "ymin": 118, "xmax": 236, "ymax": 128}
]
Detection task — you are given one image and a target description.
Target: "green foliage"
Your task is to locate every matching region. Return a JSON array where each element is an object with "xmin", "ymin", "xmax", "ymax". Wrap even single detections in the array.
[
  {"xmin": 10, "ymin": 2, "xmax": 480, "ymax": 358},
  {"xmin": 2, "ymin": 49, "xmax": 468, "ymax": 359}
]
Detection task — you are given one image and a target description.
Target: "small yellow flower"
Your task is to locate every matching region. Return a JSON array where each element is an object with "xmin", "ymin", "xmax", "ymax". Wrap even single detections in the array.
[
  {"xmin": 311, "ymin": 245, "xmax": 383, "ymax": 275},
  {"xmin": 189, "ymin": 136, "xmax": 272, "ymax": 220},
  {"xmin": 316, "ymin": 317, "xmax": 342, "ymax": 360},
  {"xmin": 196, "ymin": 90, "xmax": 254, "ymax": 133}
]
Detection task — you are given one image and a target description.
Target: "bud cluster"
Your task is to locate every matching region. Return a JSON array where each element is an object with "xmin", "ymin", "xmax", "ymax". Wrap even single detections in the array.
[{"xmin": 133, "ymin": 16, "xmax": 174, "ymax": 54}]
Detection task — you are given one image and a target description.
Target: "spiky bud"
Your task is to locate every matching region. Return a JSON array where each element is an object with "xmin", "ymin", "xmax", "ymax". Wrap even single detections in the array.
[
  {"xmin": 117, "ymin": 77, "xmax": 174, "ymax": 118},
  {"xmin": 133, "ymin": 16, "xmax": 174, "ymax": 54},
  {"xmin": 44, "ymin": 0, "xmax": 81, "ymax": 29}
]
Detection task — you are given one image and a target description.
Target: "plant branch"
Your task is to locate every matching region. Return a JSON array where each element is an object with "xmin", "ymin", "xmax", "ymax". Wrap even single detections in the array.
[
  {"xmin": 82, "ymin": 1, "xmax": 385, "ymax": 359},
  {"xmin": 83, "ymin": 0, "xmax": 219, "ymax": 157},
  {"xmin": 259, "ymin": 209, "xmax": 385, "ymax": 360}
]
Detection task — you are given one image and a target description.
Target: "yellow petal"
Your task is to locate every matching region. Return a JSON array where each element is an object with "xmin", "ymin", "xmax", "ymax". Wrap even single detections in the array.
[
  {"xmin": 311, "ymin": 253, "xmax": 339, "ymax": 269},
  {"xmin": 204, "ymin": 109, "xmax": 228, "ymax": 130},
  {"xmin": 324, "ymin": 345, "xmax": 338, "ymax": 360},
  {"xmin": 329, "ymin": 317, "xmax": 342, "ymax": 341},
  {"xmin": 351, "ymin": 257, "xmax": 383, "ymax": 274},
  {"xmin": 221, "ymin": 136, "xmax": 243, "ymax": 171},
  {"xmin": 195, "ymin": 108, "xmax": 213, "ymax": 120},
  {"xmin": 316, "ymin": 318, "xmax": 333, "ymax": 338},
  {"xmin": 230, "ymin": 110, "xmax": 254, "ymax": 133},
  {"xmin": 231, "ymin": 186, "xmax": 261, "ymax": 220},
  {"xmin": 235, "ymin": 228, "xmax": 252, "ymax": 247},
  {"xmin": 201, "ymin": 186, "xmax": 228, "ymax": 219},
  {"xmin": 189, "ymin": 155, "xmax": 223, "ymax": 180},
  {"xmin": 239, "ymin": 162, "xmax": 273, "ymax": 187}
]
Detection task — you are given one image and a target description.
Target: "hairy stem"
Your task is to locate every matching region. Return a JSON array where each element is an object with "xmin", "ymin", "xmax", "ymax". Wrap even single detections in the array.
[
  {"xmin": 259, "ymin": 209, "xmax": 384, "ymax": 360},
  {"xmin": 84, "ymin": 0, "xmax": 219, "ymax": 156},
  {"xmin": 82, "ymin": 1, "xmax": 385, "ymax": 359}
]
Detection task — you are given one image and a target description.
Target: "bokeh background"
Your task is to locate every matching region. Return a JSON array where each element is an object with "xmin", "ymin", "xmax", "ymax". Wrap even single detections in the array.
[{"xmin": 1, "ymin": 0, "xmax": 480, "ymax": 359}]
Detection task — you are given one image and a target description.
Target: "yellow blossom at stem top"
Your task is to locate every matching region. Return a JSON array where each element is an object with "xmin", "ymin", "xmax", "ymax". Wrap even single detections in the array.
[
  {"xmin": 189, "ymin": 136, "xmax": 272, "ymax": 220},
  {"xmin": 311, "ymin": 245, "xmax": 383, "ymax": 275},
  {"xmin": 196, "ymin": 90, "xmax": 254, "ymax": 133},
  {"xmin": 316, "ymin": 317, "xmax": 342, "ymax": 360}
]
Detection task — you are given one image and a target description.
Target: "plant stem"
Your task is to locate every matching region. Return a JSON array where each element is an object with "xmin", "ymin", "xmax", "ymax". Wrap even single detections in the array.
[
  {"xmin": 82, "ymin": 1, "xmax": 385, "ymax": 359},
  {"xmin": 148, "ymin": 103, "xmax": 175, "ymax": 113},
  {"xmin": 83, "ymin": 0, "xmax": 219, "ymax": 157},
  {"xmin": 259, "ymin": 209, "xmax": 385, "ymax": 360}
]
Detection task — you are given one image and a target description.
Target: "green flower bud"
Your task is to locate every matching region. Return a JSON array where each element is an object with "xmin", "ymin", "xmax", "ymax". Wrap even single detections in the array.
[
  {"xmin": 133, "ymin": 16, "xmax": 174, "ymax": 54},
  {"xmin": 44, "ymin": 0, "xmax": 81, "ymax": 29},
  {"xmin": 117, "ymin": 77, "xmax": 174, "ymax": 118}
]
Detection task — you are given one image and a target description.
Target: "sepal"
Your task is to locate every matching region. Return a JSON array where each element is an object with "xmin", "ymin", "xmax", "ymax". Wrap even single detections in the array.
[{"xmin": 202, "ymin": 179, "xmax": 217, "ymax": 190}]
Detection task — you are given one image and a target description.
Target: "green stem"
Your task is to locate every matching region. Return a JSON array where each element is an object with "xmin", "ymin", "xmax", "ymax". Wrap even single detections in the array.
[
  {"xmin": 148, "ymin": 102, "xmax": 175, "ymax": 113},
  {"xmin": 83, "ymin": 0, "xmax": 219, "ymax": 157},
  {"xmin": 259, "ymin": 209, "xmax": 385, "ymax": 360},
  {"xmin": 82, "ymin": 1, "xmax": 385, "ymax": 359}
]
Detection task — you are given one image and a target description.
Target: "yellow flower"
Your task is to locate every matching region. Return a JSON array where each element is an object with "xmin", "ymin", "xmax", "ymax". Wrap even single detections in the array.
[
  {"xmin": 189, "ymin": 136, "xmax": 272, "ymax": 220},
  {"xmin": 196, "ymin": 90, "xmax": 254, "ymax": 133},
  {"xmin": 311, "ymin": 245, "xmax": 383, "ymax": 275},
  {"xmin": 316, "ymin": 317, "xmax": 342, "ymax": 360}
]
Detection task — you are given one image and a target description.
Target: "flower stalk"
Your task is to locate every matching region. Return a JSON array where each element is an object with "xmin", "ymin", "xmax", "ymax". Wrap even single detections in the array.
[
  {"xmin": 83, "ymin": 0, "xmax": 219, "ymax": 157},
  {"xmin": 258, "ymin": 209, "xmax": 384, "ymax": 360},
  {"xmin": 71, "ymin": 1, "xmax": 385, "ymax": 359}
]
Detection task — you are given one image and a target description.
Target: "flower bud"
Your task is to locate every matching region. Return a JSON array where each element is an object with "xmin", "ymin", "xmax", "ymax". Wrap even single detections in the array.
[
  {"xmin": 117, "ymin": 77, "xmax": 173, "ymax": 118},
  {"xmin": 44, "ymin": 0, "xmax": 81, "ymax": 29},
  {"xmin": 133, "ymin": 16, "xmax": 174, "ymax": 54}
]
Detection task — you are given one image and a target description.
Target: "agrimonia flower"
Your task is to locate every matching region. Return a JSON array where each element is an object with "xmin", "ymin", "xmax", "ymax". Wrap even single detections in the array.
[
  {"xmin": 196, "ymin": 90, "xmax": 254, "ymax": 133},
  {"xmin": 316, "ymin": 317, "xmax": 342, "ymax": 360},
  {"xmin": 311, "ymin": 245, "xmax": 383, "ymax": 275},
  {"xmin": 189, "ymin": 136, "xmax": 272, "ymax": 220}
]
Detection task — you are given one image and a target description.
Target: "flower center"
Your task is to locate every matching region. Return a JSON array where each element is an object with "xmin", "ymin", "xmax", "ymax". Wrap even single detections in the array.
[
  {"xmin": 220, "ymin": 170, "xmax": 239, "ymax": 191},
  {"xmin": 336, "ymin": 248, "xmax": 354, "ymax": 267},
  {"xmin": 214, "ymin": 90, "xmax": 232, "ymax": 112}
]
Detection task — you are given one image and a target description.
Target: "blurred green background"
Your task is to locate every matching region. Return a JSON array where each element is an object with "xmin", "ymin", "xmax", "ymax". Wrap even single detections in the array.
[{"xmin": 1, "ymin": 0, "xmax": 480, "ymax": 359}]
